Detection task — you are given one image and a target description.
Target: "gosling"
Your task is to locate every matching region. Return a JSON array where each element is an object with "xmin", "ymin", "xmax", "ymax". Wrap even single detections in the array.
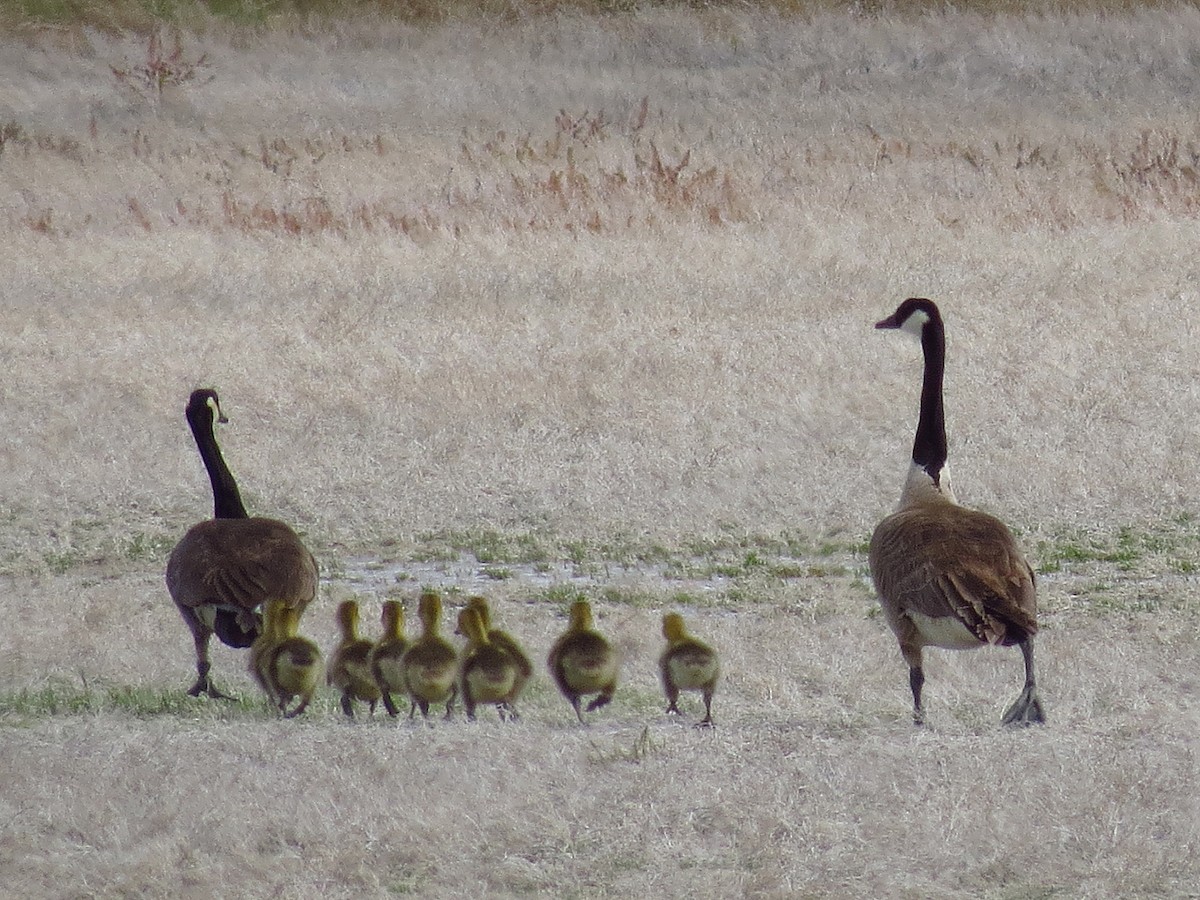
[
  {"xmin": 457, "ymin": 607, "xmax": 521, "ymax": 721},
  {"xmin": 327, "ymin": 599, "xmax": 381, "ymax": 718},
  {"xmin": 368, "ymin": 600, "xmax": 410, "ymax": 717},
  {"xmin": 248, "ymin": 598, "xmax": 286, "ymax": 707},
  {"xmin": 268, "ymin": 603, "xmax": 323, "ymax": 718},
  {"xmin": 400, "ymin": 591, "xmax": 458, "ymax": 720},
  {"xmin": 547, "ymin": 599, "xmax": 619, "ymax": 724},
  {"xmin": 465, "ymin": 595, "xmax": 533, "ymax": 717},
  {"xmin": 659, "ymin": 612, "xmax": 720, "ymax": 727}
]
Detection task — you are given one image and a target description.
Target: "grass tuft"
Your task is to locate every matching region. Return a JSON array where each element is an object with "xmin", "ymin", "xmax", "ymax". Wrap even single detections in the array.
[{"xmin": 0, "ymin": 677, "xmax": 263, "ymax": 721}]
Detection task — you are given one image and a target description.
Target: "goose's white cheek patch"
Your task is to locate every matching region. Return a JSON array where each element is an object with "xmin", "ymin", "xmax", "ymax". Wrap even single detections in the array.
[{"xmin": 899, "ymin": 308, "xmax": 930, "ymax": 339}]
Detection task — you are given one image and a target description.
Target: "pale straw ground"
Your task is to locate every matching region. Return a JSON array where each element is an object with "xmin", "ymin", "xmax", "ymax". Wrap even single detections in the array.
[{"xmin": 2, "ymin": 5, "xmax": 1200, "ymax": 898}]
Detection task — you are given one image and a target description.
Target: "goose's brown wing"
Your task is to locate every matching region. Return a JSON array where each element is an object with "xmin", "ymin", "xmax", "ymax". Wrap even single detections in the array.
[
  {"xmin": 166, "ymin": 516, "xmax": 317, "ymax": 615},
  {"xmin": 870, "ymin": 503, "xmax": 1037, "ymax": 647}
]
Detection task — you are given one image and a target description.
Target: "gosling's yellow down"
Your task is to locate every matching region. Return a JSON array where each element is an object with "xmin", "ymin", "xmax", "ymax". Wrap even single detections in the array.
[
  {"xmin": 465, "ymin": 595, "xmax": 532, "ymax": 715},
  {"xmin": 547, "ymin": 599, "xmax": 618, "ymax": 724},
  {"xmin": 400, "ymin": 591, "xmax": 458, "ymax": 720},
  {"xmin": 659, "ymin": 612, "xmax": 720, "ymax": 727},
  {"xmin": 457, "ymin": 607, "xmax": 520, "ymax": 722},
  {"xmin": 248, "ymin": 598, "xmax": 286, "ymax": 707},
  {"xmin": 268, "ymin": 603, "xmax": 323, "ymax": 718},
  {"xmin": 327, "ymin": 599, "xmax": 381, "ymax": 718},
  {"xmin": 368, "ymin": 600, "xmax": 410, "ymax": 717}
]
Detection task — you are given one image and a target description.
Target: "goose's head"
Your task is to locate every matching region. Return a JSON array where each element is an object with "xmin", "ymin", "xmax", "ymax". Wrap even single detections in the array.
[
  {"xmin": 875, "ymin": 297, "xmax": 942, "ymax": 340},
  {"xmin": 186, "ymin": 388, "xmax": 228, "ymax": 426},
  {"xmin": 876, "ymin": 298, "xmax": 955, "ymax": 504}
]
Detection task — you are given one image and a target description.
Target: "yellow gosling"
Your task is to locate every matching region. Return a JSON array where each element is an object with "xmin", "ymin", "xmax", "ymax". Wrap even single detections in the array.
[
  {"xmin": 368, "ymin": 600, "xmax": 410, "ymax": 717},
  {"xmin": 400, "ymin": 591, "xmax": 458, "ymax": 720},
  {"xmin": 457, "ymin": 608, "xmax": 520, "ymax": 722},
  {"xmin": 327, "ymin": 599, "xmax": 381, "ymax": 718},
  {"xmin": 466, "ymin": 595, "xmax": 532, "ymax": 714},
  {"xmin": 268, "ymin": 604, "xmax": 323, "ymax": 718},
  {"xmin": 659, "ymin": 612, "xmax": 720, "ymax": 727},
  {"xmin": 248, "ymin": 598, "xmax": 287, "ymax": 707},
  {"xmin": 547, "ymin": 599, "xmax": 618, "ymax": 724},
  {"xmin": 248, "ymin": 602, "xmax": 283, "ymax": 710}
]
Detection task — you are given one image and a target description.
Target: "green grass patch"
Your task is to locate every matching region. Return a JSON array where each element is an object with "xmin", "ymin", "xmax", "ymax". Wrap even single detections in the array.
[
  {"xmin": 0, "ymin": 677, "xmax": 265, "ymax": 721},
  {"xmin": 42, "ymin": 547, "xmax": 85, "ymax": 575},
  {"xmin": 1031, "ymin": 517, "xmax": 1200, "ymax": 577},
  {"xmin": 122, "ymin": 530, "xmax": 175, "ymax": 562},
  {"xmin": 597, "ymin": 585, "xmax": 665, "ymax": 608},
  {"xmin": 415, "ymin": 527, "xmax": 552, "ymax": 565},
  {"xmin": 536, "ymin": 583, "xmax": 586, "ymax": 607}
]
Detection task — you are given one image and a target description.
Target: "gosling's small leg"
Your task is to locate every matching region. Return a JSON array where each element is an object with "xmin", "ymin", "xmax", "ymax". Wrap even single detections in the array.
[
  {"xmin": 586, "ymin": 684, "xmax": 614, "ymax": 714},
  {"xmin": 665, "ymin": 683, "xmax": 681, "ymax": 717},
  {"xmin": 381, "ymin": 691, "xmax": 400, "ymax": 717}
]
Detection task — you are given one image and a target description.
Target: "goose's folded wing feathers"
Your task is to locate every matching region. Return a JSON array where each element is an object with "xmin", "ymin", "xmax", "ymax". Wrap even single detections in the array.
[
  {"xmin": 872, "ymin": 507, "xmax": 1038, "ymax": 643},
  {"xmin": 167, "ymin": 518, "xmax": 317, "ymax": 611}
]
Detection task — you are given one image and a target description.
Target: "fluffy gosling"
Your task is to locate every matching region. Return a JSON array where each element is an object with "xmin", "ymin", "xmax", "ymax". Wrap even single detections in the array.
[
  {"xmin": 268, "ymin": 603, "xmax": 323, "ymax": 718},
  {"xmin": 456, "ymin": 608, "xmax": 523, "ymax": 721},
  {"xmin": 547, "ymin": 599, "xmax": 619, "ymax": 724},
  {"xmin": 465, "ymin": 595, "xmax": 532, "ymax": 716},
  {"xmin": 659, "ymin": 612, "xmax": 720, "ymax": 727},
  {"xmin": 327, "ymin": 599, "xmax": 381, "ymax": 718},
  {"xmin": 400, "ymin": 591, "xmax": 458, "ymax": 720},
  {"xmin": 248, "ymin": 598, "xmax": 286, "ymax": 707},
  {"xmin": 369, "ymin": 600, "xmax": 410, "ymax": 717}
]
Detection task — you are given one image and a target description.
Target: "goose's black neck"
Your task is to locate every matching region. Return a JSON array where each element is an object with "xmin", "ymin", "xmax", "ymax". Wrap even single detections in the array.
[
  {"xmin": 912, "ymin": 311, "xmax": 948, "ymax": 484},
  {"xmin": 186, "ymin": 393, "xmax": 248, "ymax": 519}
]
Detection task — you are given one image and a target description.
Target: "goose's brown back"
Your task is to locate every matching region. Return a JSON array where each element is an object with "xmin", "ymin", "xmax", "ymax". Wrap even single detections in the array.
[{"xmin": 869, "ymin": 496, "xmax": 1038, "ymax": 648}]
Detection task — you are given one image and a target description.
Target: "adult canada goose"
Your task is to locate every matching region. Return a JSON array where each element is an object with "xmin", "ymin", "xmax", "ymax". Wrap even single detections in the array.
[
  {"xmin": 369, "ymin": 600, "xmax": 410, "ymax": 717},
  {"xmin": 870, "ymin": 298, "xmax": 1045, "ymax": 727},
  {"xmin": 165, "ymin": 389, "xmax": 318, "ymax": 700},
  {"xmin": 400, "ymin": 591, "xmax": 458, "ymax": 720},
  {"xmin": 465, "ymin": 595, "xmax": 533, "ymax": 713},
  {"xmin": 327, "ymin": 599, "xmax": 381, "ymax": 718},
  {"xmin": 547, "ymin": 599, "xmax": 619, "ymax": 724},
  {"xmin": 266, "ymin": 600, "xmax": 323, "ymax": 718},
  {"xmin": 456, "ymin": 608, "xmax": 520, "ymax": 721},
  {"xmin": 659, "ymin": 612, "xmax": 720, "ymax": 727}
]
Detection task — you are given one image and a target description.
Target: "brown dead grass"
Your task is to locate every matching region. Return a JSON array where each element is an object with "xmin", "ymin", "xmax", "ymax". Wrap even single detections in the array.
[
  {"xmin": 4, "ymin": 5, "xmax": 1200, "ymax": 897},
  {"xmin": 3, "ymin": 566, "xmax": 1199, "ymax": 898}
]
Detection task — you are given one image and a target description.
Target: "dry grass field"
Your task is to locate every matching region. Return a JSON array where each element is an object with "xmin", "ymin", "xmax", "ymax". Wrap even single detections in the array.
[{"xmin": 4, "ymin": 2, "xmax": 1200, "ymax": 897}]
